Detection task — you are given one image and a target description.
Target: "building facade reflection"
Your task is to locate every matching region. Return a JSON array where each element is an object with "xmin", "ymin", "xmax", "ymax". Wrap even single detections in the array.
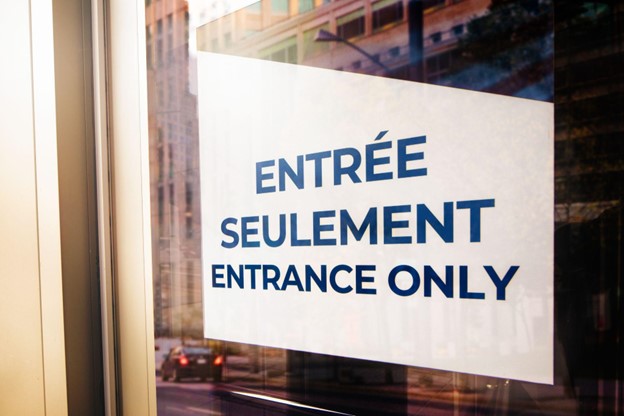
[{"xmin": 145, "ymin": 0, "xmax": 624, "ymax": 414}]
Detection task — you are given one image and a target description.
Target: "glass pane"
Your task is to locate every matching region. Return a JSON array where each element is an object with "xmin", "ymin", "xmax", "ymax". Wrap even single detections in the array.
[{"xmin": 145, "ymin": 0, "xmax": 623, "ymax": 415}]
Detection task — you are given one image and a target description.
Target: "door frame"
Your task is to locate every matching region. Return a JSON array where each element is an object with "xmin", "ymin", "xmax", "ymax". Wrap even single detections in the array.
[{"xmin": 95, "ymin": 0, "xmax": 157, "ymax": 414}]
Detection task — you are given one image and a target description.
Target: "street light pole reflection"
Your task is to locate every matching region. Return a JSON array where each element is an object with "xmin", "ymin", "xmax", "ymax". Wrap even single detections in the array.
[{"xmin": 314, "ymin": 28, "xmax": 391, "ymax": 73}]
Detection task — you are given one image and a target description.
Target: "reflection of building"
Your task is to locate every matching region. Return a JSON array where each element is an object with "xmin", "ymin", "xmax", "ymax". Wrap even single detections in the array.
[
  {"xmin": 554, "ymin": 2, "xmax": 624, "ymax": 207},
  {"xmin": 146, "ymin": 0, "xmax": 203, "ymax": 338},
  {"xmin": 147, "ymin": 0, "xmax": 493, "ymax": 339},
  {"xmin": 196, "ymin": 0, "xmax": 490, "ymax": 80},
  {"xmin": 552, "ymin": 4, "xmax": 624, "ymax": 399},
  {"xmin": 143, "ymin": 1, "xmax": 624, "ymax": 414}
]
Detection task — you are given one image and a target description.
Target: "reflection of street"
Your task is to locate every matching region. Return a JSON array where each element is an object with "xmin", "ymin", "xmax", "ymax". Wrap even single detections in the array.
[
  {"xmin": 156, "ymin": 350, "xmax": 582, "ymax": 416},
  {"xmin": 157, "ymin": 373, "xmax": 581, "ymax": 416},
  {"xmin": 157, "ymin": 380, "xmax": 298, "ymax": 416},
  {"xmin": 157, "ymin": 352, "xmax": 581, "ymax": 416},
  {"xmin": 157, "ymin": 376, "xmax": 580, "ymax": 416},
  {"xmin": 156, "ymin": 380, "xmax": 223, "ymax": 416},
  {"xmin": 156, "ymin": 379, "xmax": 333, "ymax": 416}
]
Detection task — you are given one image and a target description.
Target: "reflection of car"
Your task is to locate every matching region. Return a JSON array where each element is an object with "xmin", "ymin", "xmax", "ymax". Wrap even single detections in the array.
[{"xmin": 161, "ymin": 346, "xmax": 223, "ymax": 382}]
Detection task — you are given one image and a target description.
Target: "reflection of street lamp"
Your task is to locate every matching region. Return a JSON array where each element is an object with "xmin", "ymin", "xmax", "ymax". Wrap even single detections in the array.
[{"xmin": 314, "ymin": 29, "xmax": 391, "ymax": 72}]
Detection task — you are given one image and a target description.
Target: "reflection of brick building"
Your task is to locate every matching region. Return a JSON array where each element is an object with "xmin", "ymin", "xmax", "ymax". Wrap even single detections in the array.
[
  {"xmin": 196, "ymin": 0, "xmax": 490, "ymax": 80},
  {"xmin": 146, "ymin": 0, "xmax": 203, "ymax": 338},
  {"xmin": 147, "ymin": 0, "xmax": 493, "ymax": 339}
]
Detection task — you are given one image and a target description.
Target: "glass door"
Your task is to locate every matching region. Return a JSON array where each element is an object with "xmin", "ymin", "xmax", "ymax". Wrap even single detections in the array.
[{"xmin": 108, "ymin": 0, "xmax": 624, "ymax": 415}]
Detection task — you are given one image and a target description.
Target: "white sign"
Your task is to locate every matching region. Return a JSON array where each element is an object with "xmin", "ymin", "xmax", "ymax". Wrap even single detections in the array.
[{"xmin": 198, "ymin": 52, "xmax": 554, "ymax": 384}]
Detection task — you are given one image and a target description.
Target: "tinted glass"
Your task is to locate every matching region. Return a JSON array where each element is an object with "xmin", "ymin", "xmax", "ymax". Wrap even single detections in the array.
[{"xmin": 145, "ymin": 0, "xmax": 623, "ymax": 414}]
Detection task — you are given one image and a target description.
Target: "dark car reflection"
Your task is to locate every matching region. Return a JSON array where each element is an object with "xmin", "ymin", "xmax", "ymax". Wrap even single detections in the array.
[{"xmin": 161, "ymin": 346, "xmax": 223, "ymax": 382}]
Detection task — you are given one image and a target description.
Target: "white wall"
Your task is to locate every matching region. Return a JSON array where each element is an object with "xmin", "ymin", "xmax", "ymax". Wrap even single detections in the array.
[
  {"xmin": 1, "ymin": 1, "xmax": 160, "ymax": 414},
  {"xmin": 108, "ymin": 0, "xmax": 158, "ymax": 413},
  {"xmin": 0, "ymin": 1, "xmax": 68, "ymax": 415}
]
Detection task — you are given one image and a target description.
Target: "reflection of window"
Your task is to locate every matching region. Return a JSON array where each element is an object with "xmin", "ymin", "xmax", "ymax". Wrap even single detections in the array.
[
  {"xmin": 168, "ymin": 144, "xmax": 174, "ymax": 178},
  {"xmin": 159, "ymin": 265, "xmax": 170, "ymax": 312},
  {"xmin": 166, "ymin": 264, "xmax": 174, "ymax": 308},
  {"xmin": 243, "ymin": 30, "xmax": 260, "ymax": 38},
  {"xmin": 452, "ymin": 24, "xmax": 464, "ymax": 36},
  {"xmin": 168, "ymin": 79, "xmax": 175, "ymax": 104},
  {"xmin": 185, "ymin": 182, "xmax": 192, "ymax": 213},
  {"xmin": 186, "ymin": 261, "xmax": 194, "ymax": 304},
  {"xmin": 169, "ymin": 183, "xmax": 175, "ymax": 207},
  {"xmin": 427, "ymin": 52, "xmax": 448, "ymax": 73},
  {"xmin": 146, "ymin": 26, "xmax": 153, "ymax": 68},
  {"xmin": 388, "ymin": 46, "xmax": 400, "ymax": 58},
  {"xmin": 273, "ymin": 49, "xmax": 287, "ymax": 62},
  {"xmin": 303, "ymin": 24, "xmax": 330, "ymax": 59},
  {"xmin": 246, "ymin": 2, "xmax": 261, "ymax": 12},
  {"xmin": 167, "ymin": 14, "xmax": 173, "ymax": 64},
  {"xmin": 259, "ymin": 36, "xmax": 297, "ymax": 64},
  {"xmin": 158, "ymin": 185, "xmax": 164, "ymax": 234},
  {"xmin": 272, "ymin": 0, "xmax": 288, "ymax": 13},
  {"xmin": 372, "ymin": 0, "xmax": 403, "ymax": 31},
  {"xmin": 431, "ymin": 32, "xmax": 442, "ymax": 43},
  {"xmin": 423, "ymin": 0, "xmax": 445, "ymax": 10},
  {"xmin": 299, "ymin": 0, "xmax": 314, "ymax": 14},
  {"xmin": 156, "ymin": 39, "xmax": 163, "ymax": 65},
  {"xmin": 169, "ymin": 182, "xmax": 175, "ymax": 235},
  {"xmin": 337, "ymin": 9, "xmax": 365, "ymax": 40},
  {"xmin": 184, "ymin": 11, "xmax": 189, "ymax": 41},
  {"xmin": 156, "ymin": 20, "xmax": 163, "ymax": 65},
  {"xmin": 426, "ymin": 51, "xmax": 454, "ymax": 83},
  {"xmin": 186, "ymin": 215, "xmax": 193, "ymax": 239},
  {"xmin": 185, "ymin": 135, "xmax": 193, "ymax": 172},
  {"xmin": 157, "ymin": 146, "xmax": 164, "ymax": 181}
]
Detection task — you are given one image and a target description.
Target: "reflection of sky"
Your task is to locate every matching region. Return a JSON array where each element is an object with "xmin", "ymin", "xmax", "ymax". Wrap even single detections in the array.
[
  {"xmin": 185, "ymin": 1, "xmax": 553, "ymax": 101},
  {"xmin": 187, "ymin": 0, "xmax": 260, "ymax": 95},
  {"xmin": 189, "ymin": 0, "xmax": 259, "ymax": 26},
  {"xmin": 516, "ymin": 74, "xmax": 553, "ymax": 101}
]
